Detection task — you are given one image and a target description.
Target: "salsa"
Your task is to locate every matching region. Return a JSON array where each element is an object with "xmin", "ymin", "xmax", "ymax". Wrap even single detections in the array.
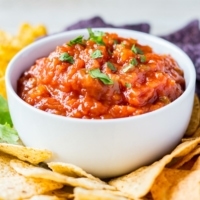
[{"xmin": 17, "ymin": 29, "xmax": 185, "ymax": 119}]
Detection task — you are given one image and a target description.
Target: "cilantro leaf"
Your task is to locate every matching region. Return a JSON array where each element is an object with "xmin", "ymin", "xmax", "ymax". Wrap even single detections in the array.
[
  {"xmin": 140, "ymin": 55, "xmax": 147, "ymax": 63},
  {"xmin": 89, "ymin": 69, "xmax": 113, "ymax": 85},
  {"xmin": 0, "ymin": 123, "xmax": 19, "ymax": 144},
  {"xmin": 123, "ymin": 58, "xmax": 138, "ymax": 73},
  {"xmin": 130, "ymin": 58, "xmax": 138, "ymax": 66},
  {"xmin": 59, "ymin": 53, "xmax": 74, "ymax": 64},
  {"xmin": 0, "ymin": 95, "xmax": 13, "ymax": 126},
  {"xmin": 91, "ymin": 50, "xmax": 103, "ymax": 59},
  {"xmin": 107, "ymin": 62, "xmax": 117, "ymax": 72},
  {"xmin": 87, "ymin": 28, "xmax": 104, "ymax": 45},
  {"xmin": 131, "ymin": 45, "xmax": 143, "ymax": 54},
  {"xmin": 68, "ymin": 35, "xmax": 84, "ymax": 46},
  {"xmin": 125, "ymin": 83, "xmax": 132, "ymax": 88}
]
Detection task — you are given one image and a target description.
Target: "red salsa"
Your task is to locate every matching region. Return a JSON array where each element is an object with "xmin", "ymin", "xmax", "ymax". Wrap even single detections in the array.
[{"xmin": 18, "ymin": 29, "xmax": 185, "ymax": 119}]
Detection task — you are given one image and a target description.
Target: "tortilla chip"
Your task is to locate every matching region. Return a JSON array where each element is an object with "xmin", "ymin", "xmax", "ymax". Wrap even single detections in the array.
[
  {"xmin": 185, "ymin": 94, "xmax": 200, "ymax": 136},
  {"xmin": 0, "ymin": 153, "xmax": 62, "ymax": 199},
  {"xmin": 151, "ymin": 168, "xmax": 200, "ymax": 200},
  {"xmin": 191, "ymin": 156, "xmax": 200, "ymax": 170},
  {"xmin": 170, "ymin": 145, "xmax": 200, "ymax": 169},
  {"xmin": 44, "ymin": 186, "xmax": 74, "ymax": 199},
  {"xmin": 28, "ymin": 195, "xmax": 65, "ymax": 200},
  {"xmin": 74, "ymin": 187, "xmax": 129, "ymax": 200},
  {"xmin": 109, "ymin": 137, "xmax": 200, "ymax": 198},
  {"xmin": 192, "ymin": 126, "xmax": 200, "ymax": 138},
  {"xmin": 48, "ymin": 162, "xmax": 101, "ymax": 181},
  {"xmin": 171, "ymin": 137, "xmax": 200, "ymax": 157},
  {"xmin": 109, "ymin": 154, "xmax": 172, "ymax": 199},
  {"xmin": 0, "ymin": 77, "xmax": 6, "ymax": 99},
  {"xmin": 0, "ymin": 143, "xmax": 52, "ymax": 164},
  {"xmin": 10, "ymin": 159, "xmax": 116, "ymax": 191},
  {"xmin": 177, "ymin": 157, "xmax": 197, "ymax": 170}
]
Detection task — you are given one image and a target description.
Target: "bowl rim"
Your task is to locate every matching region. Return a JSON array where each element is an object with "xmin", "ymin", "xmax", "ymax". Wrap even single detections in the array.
[{"xmin": 5, "ymin": 28, "xmax": 196, "ymax": 124}]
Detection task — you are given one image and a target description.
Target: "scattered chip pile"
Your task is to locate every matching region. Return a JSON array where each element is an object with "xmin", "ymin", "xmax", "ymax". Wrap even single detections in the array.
[
  {"xmin": 0, "ymin": 126, "xmax": 200, "ymax": 199},
  {"xmin": 0, "ymin": 23, "xmax": 47, "ymax": 99}
]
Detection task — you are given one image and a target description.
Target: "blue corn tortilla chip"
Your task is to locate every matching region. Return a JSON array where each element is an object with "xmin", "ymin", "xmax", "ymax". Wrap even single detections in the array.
[
  {"xmin": 160, "ymin": 20, "xmax": 200, "ymax": 44},
  {"xmin": 64, "ymin": 16, "xmax": 150, "ymax": 33},
  {"xmin": 160, "ymin": 20, "xmax": 200, "ymax": 96}
]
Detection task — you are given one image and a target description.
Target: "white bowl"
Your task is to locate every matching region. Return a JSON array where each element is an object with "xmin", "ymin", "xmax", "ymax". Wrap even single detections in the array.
[{"xmin": 5, "ymin": 28, "xmax": 196, "ymax": 178}]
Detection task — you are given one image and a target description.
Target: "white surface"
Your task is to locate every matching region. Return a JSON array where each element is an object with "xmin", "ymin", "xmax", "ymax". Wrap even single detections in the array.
[
  {"xmin": 0, "ymin": 0, "xmax": 200, "ymax": 35},
  {"xmin": 6, "ymin": 29, "xmax": 195, "ymax": 178}
]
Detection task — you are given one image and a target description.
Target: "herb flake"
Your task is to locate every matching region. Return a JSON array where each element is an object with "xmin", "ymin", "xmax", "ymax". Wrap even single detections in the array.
[
  {"xmin": 87, "ymin": 28, "xmax": 104, "ymax": 45},
  {"xmin": 125, "ymin": 83, "xmax": 132, "ymax": 88},
  {"xmin": 140, "ymin": 55, "xmax": 147, "ymax": 63},
  {"xmin": 131, "ymin": 45, "xmax": 143, "ymax": 54},
  {"xmin": 107, "ymin": 62, "xmax": 117, "ymax": 72},
  {"xmin": 123, "ymin": 58, "xmax": 138, "ymax": 73},
  {"xmin": 59, "ymin": 53, "xmax": 74, "ymax": 64},
  {"xmin": 91, "ymin": 50, "xmax": 103, "ymax": 59},
  {"xmin": 89, "ymin": 68, "xmax": 113, "ymax": 85},
  {"xmin": 68, "ymin": 35, "xmax": 84, "ymax": 46}
]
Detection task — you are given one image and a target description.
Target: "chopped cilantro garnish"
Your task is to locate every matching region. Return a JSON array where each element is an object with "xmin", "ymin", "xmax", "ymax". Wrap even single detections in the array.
[
  {"xmin": 131, "ymin": 45, "xmax": 137, "ymax": 54},
  {"xmin": 89, "ymin": 68, "xmax": 113, "ymax": 85},
  {"xmin": 68, "ymin": 35, "xmax": 84, "ymax": 46},
  {"xmin": 107, "ymin": 62, "xmax": 117, "ymax": 72},
  {"xmin": 123, "ymin": 58, "xmax": 138, "ymax": 73},
  {"xmin": 125, "ymin": 83, "xmax": 131, "ymax": 88},
  {"xmin": 59, "ymin": 53, "xmax": 74, "ymax": 64},
  {"xmin": 140, "ymin": 55, "xmax": 147, "ymax": 63},
  {"xmin": 91, "ymin": 50, "xmax": 103, "ymax": 59},
  {"xmin": 131, "ymin": 45, "xmax": 143, "ymax": 54},
  {"xmin": 130, "ymin": 58, "xmax": 138, "ymax": 66},
  {"xmin": 87, "ymin": 28, "xmax": 104, "ymax": 45}
]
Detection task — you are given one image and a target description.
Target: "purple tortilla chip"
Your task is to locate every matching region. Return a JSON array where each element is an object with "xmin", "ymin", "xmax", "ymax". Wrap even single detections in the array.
[
  {"xmin": 160, "ymin": 19, "xmax": 200, "ymax": 96},
  {"xmin": 160, "ymin": 20, "xmax": 200, "ymax": 44},
  {"xmin": 64, "ymin": 16, "xmax": 150, "ymax": 33}
]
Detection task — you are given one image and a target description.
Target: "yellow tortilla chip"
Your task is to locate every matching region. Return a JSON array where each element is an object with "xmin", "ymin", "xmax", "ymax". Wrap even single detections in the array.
[
  {"xmin": 74, "ymin": 187, "xmax": 129, "ymax": 200},
  {"xmin": 171, "ymin": 137, "xmax": 200, "ymax": 157},
  {"xmin": 192, "ymin": 126, "xmax": 200, "ymax": 138},
  {"xmin": 48, "ymin": 162, "xmax": 101, "ymax": 181},
  {"xmin": 185, "ymin": 94, "xmax": 200, "ymax": 136},
  {"xmin": 109, "ymin": 154, "xmax": 172, "ymax": 199},
  {"xmin": 191, "ymin": 156, "xmax": 200, "ymax": 170},
  {"xmin": 0, "ymin": 143, "xmax": 52, "ymax": 164},
  {"xmin": 28, "ymin": 195, "xmax": 65, "ymax": 200},
  {"xmin": 151, "ymin": 168, "xmax": 200, "ymax": 200},
  {"xmin": 170, "ymin": 145, "xmax": 200, "ymax": 169},
  {"xmin": 44, "ymin": 187, "xmax": 74, "ymax": 199},
  {"xmin": 10, "ymin": 159, "xmax": 116, "ymax": 191},
  {"xmin": 0, "ymin": 153, "xmax": 62, "ymax": 199},
  {"xmin": 0, "ymin": 77, "xmax": 6, "ymax": 99},
  {"xmin": 109, "ymin": 137, "xmax": 200, "ymax": 199}
]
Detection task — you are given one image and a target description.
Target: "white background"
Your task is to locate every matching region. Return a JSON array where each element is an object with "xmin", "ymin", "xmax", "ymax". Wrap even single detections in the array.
[{"xmin": 0, "ymin": 0, "xmax": 200, "ymax": 35}]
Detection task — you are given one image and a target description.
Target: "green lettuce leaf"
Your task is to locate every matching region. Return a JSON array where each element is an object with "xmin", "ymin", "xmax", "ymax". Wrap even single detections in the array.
[
  {"xmin": 0, "ymin": 123, "xmax": 19, "ymax": 144},
  {"xmin": 0, "ymin": 95, "xmax": 19, "ymax": 144},
  {"xmin": 0, "ymin": 95, "xmax": 13, "ymax": 126}
]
